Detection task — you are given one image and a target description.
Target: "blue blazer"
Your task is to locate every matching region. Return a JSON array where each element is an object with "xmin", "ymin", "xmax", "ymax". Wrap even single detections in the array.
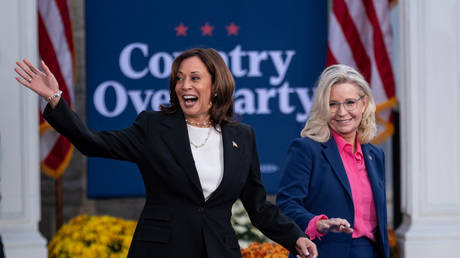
[{"xmin": 277, "ymin": 136, "xmax": 389, "ymax": 258}]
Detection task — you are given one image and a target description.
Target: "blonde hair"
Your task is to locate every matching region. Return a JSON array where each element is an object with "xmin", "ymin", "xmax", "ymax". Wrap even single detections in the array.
[{"xmin": 300, "ymin": 64, "xmax": 377, "ymax": 144}]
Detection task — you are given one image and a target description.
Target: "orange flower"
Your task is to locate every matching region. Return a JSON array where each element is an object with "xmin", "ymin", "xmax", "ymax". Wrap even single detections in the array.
[
  {"xmin": 241, "ymin": 242, "xmax": 289, "ymax": 258},
  {"xmin": 388, "ymin": 229, "xmax": 397, "ymax": 247}
]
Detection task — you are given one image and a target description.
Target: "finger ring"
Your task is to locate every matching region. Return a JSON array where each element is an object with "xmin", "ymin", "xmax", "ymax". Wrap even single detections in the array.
[{"xmin": 28, "ymin": 78, "xmax": 32, "ymax": 82}]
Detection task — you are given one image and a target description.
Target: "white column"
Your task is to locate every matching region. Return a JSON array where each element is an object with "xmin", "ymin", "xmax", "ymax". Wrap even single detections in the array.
[
  {"xmin": 0, "ymin": 0, "xmax": 47, "ymax": 257},
  {"xmin": 397, "ymin": 0, "xmax": 460, "ymax": 257}
]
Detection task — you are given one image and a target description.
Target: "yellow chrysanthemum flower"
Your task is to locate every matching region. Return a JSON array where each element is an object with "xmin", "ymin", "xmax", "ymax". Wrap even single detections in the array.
[{"xmin": 48, "ymin": 214, "xmax": 137, "ymax": 258}]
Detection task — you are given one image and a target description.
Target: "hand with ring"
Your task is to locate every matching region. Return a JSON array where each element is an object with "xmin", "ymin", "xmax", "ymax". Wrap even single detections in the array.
[{"xmin": 14, "ymin": 59, "xmax": 61, "ymax": 107}]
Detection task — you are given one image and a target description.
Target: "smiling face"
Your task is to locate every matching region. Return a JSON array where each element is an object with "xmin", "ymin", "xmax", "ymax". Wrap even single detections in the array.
[
  {"xmin": 175, "ymin": 56, "xmax": 213, "ymax": 122},
  {"xmin": 328, "ymin": 82, "xmax": 367, "ymax": 143}
]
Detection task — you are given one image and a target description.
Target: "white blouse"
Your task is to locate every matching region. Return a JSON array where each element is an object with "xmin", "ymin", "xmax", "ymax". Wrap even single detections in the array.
[{"xmin": 187, "ymin": 125, "xmax": 224, "ymax": 200}]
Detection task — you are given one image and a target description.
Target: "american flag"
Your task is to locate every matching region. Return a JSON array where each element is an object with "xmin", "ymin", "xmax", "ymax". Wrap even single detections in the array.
[
  {"xmin": 38, "ymin": 0, "xmax": 76, "ymax": 179},
  {"xmin": 327, "ymin": 0, "xmax": 397, "ymax": 143}
]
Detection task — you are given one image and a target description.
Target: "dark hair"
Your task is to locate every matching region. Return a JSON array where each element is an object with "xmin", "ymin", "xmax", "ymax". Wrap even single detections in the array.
[{"xmin": 161, "ymin": 48, "xmax": 235, "ymax": 125}]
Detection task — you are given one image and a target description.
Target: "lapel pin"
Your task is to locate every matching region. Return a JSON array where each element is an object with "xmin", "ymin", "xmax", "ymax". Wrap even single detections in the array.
[
  {"xmin": 368, "ymin": 155, "xmax": 373, "ymax": 160},
  {"xmin": 232, "ymin": 141, "xmax": 238, "ymax": 148}
]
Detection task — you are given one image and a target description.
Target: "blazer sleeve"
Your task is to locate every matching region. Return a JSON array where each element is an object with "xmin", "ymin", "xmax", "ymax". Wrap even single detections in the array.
[
  {"xmin": 276, "ymin": 139, "xmax": 318, "ymax": 232},
  {"xmin": 239, "ymin": 126, "xmax": 305, "ymax": 254},
  {"xmin": 43, "ymin": 98, "xmax": 146, "ymax": 163}
]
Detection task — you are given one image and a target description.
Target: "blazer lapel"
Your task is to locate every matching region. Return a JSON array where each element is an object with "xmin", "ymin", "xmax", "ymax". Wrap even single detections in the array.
[
  {"xmin": 206, "ymin": 123, "xmax": 242, "ymax": 202},
  {"xmin": 159, "ymin": 111, "xmax": 203, "ymax": 196},
  {"xmin": 321, "ymin": 137, "xmax": 353, "ymax": 201},
  {"xmin": 361, "ymin": 145, "xmax": 385, "ymax": 230}
]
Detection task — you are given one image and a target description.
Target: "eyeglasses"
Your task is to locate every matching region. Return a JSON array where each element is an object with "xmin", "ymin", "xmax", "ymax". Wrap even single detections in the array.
[{"xmin": 329, "ymin": 96, "xmax": 363, "ymax": 113}]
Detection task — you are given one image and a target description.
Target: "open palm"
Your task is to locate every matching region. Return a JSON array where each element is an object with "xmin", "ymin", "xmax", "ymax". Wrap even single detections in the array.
[{"xmin": 14, "ymin": 59, "xmax": 59, "ymax": 99}]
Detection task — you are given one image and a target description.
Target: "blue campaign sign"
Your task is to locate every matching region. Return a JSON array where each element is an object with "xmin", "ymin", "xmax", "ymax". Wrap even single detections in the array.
[{"xmin": 85, "ymin": 0, "xmax": 327, "ymax": 197}]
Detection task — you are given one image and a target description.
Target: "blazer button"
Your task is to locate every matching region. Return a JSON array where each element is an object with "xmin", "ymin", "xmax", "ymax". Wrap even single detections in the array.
[{"xmin": 198, "ymin": 207, "xmax": 204, "ymax": 212}]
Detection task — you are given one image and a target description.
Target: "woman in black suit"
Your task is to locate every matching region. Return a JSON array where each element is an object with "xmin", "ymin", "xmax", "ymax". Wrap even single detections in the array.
[{"xmin": 14, "ymin": 48, "xmax": 317, "ymax": 258}]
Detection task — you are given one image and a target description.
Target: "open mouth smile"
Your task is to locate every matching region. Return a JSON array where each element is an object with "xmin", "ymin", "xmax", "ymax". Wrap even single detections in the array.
[{"xmin": 183, "ymin": 95, "xmax": 198, "ymax": 107}]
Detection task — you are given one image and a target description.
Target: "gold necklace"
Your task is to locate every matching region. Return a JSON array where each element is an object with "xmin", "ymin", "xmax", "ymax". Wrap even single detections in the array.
[
  {"xmin": 185, "ymin": 119, "xmax": 211, "ymax": 127},
  {"xmin": 189, "ymin": 127, "xmax": 212, "ymax": 148}
]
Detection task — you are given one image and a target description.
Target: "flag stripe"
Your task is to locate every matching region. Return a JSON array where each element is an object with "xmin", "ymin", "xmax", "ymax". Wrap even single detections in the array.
[
  {"xmin": 326, "ymin": 46, "xmax": 339, "ymax": 66},
  {"xmin": 38, "ymin": 13, "xmax": 71, "ymax": 104},
  {"xmin": 40, "ymin": 129, "xmax": 60, "ymax": 161},
  {"xmin": 39, "ymin": 111, "xmax": 46, "ymax": 124},
  {"xmin": 41, "ymin": 141, "xmax": 73, "ymax": 179},
  {"xmin": 372, "ymin": 0, "xmax": 393, "ymax": 54},
  {"xmin": 328, "ymin": 14, "xmax": 357, "ymax": 68},
  {"xmin": 43, "ymin": 135, "xmax": 72, "ymax": 169},
  {"xmin": 38, "ymin": 0, "xmax": 74, "ymax": 102},
  {"xmin": 53, "ymin": 0, "xmax": 75, "ymax": 54},
  {"xmin": 328, "ymin": 0, "xmax": 397, "ymax": 143},
  {"xmin": 333, "ymin": 0, "xmax": 371, "ymax": 81},
  {"xmin": 344, "ymin": 0, "xmax": 388, "ymax": 104},
  {"xmin": 38, "ymin": 0, "xmax": 75, "ymax": 179},
  {"xmin": 369, "ymin": 57, "xmax": 387, "ymax": 104},
  {"xmin": 362, "ymin": 0, "xmax": 396, "ymax": 98},
  {"xmin": 345, "ymin": 0, "xmax": 373, "ymax": 58}
]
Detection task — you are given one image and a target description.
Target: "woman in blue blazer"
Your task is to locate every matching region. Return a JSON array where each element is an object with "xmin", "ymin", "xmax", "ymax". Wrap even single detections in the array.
[
  {"xmin": 14, "ymin": 48, "xmax": 317, "ymax": 258},
  {"xmin": 277, "ymin": 64, "xmax": 389, "ymax": 258}
]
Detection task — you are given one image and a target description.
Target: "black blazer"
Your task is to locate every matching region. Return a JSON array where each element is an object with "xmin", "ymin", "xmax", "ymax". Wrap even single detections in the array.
[{"xmin": 43, "ymin": 99, "xmax": 304, "ymax": 258}]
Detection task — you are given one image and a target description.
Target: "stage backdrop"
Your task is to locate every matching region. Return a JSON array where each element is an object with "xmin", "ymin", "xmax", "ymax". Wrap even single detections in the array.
[{"xmin": 86, "ymin": 0, "xmax": 327, "ymax": 197}]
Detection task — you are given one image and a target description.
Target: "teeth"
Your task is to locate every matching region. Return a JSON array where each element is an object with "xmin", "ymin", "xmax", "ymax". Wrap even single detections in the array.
[{"xmin": 183, "ymin": 95, "xmax": 198, "ymax": 100}]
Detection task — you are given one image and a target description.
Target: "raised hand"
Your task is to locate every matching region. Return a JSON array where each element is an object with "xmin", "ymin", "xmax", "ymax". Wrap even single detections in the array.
[
  {"xmin": 317, "ymin": 217, "xmax": 353, "ymax": 234},
  {"xmin": 14, "ymin": 59, "xmax": 61, "ymax": 107}
]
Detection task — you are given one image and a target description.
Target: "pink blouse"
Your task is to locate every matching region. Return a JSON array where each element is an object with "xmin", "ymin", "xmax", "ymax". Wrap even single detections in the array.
[{"xmin": 305, "ymin": 131, "xmax": 377, "ymax": 241}]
